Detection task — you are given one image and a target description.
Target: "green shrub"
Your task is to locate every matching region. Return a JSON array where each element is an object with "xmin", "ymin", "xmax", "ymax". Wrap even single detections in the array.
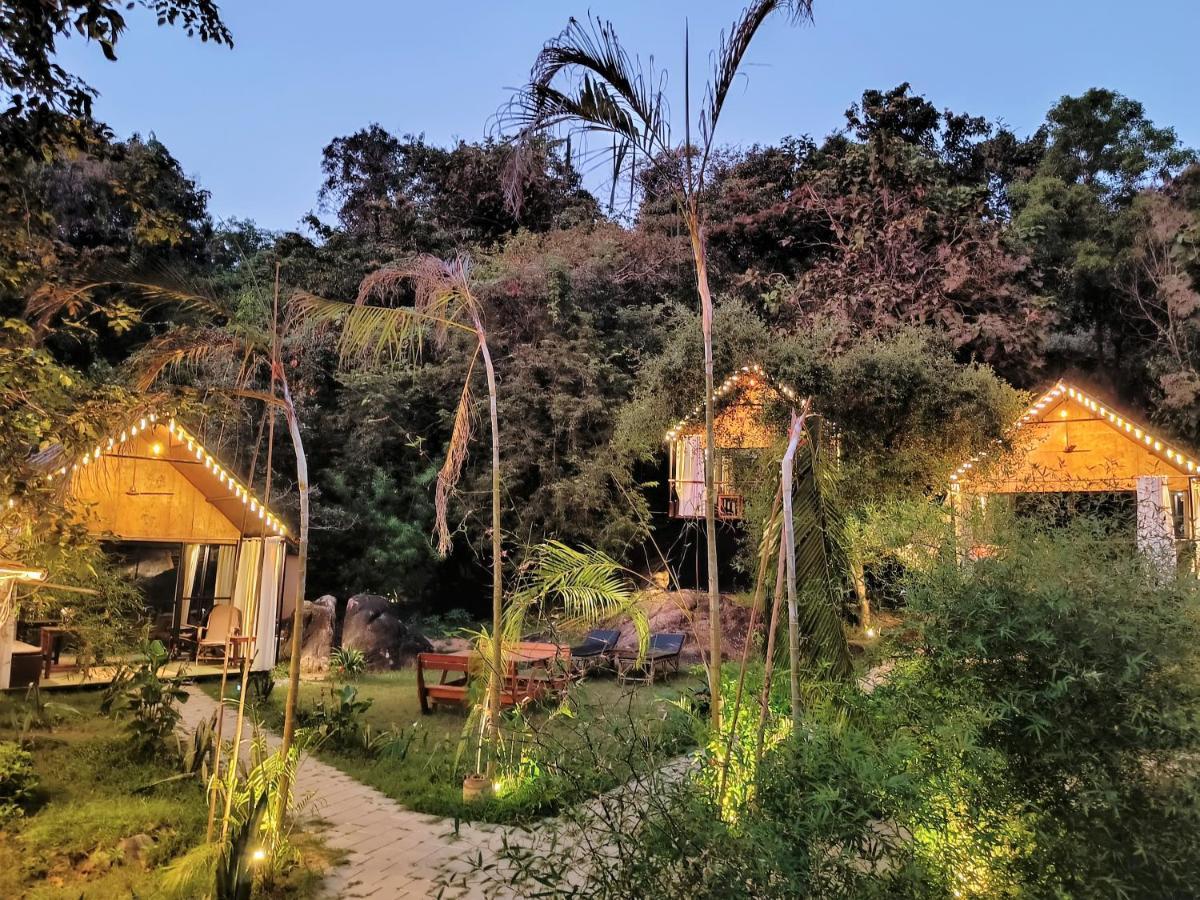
[
  {"xmin": 0, "ymin": 741, "xmax": 37, "ymax": 824},
  {"xmin": 329, "ymin": 646, "xmax": 367, "ymax": 683},
  {"xmin": 100, "ymin": 640, "xmax": 189, "ymax": 758},
  {"xmin": 908, "ymin": 518, "xmax": 1200, "ymax": 895},
  {"xmin": 299, "ymin": 684, "xmax": 373, "ymax": 752},
  {"xmin": 456, "ymin": 519, "xmax": 1200, "ymax": 898}
]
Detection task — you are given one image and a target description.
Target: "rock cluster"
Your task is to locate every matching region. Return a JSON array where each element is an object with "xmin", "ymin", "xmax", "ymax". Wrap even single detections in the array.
[{"xmin": 279, "ymin": 592, "xmax": 432, "ymax": 671}]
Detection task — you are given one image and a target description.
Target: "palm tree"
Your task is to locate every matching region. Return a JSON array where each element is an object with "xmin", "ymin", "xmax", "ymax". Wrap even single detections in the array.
[
  {"xmin": 298, "ymin": 254, "xmax": 510, "ymax": 774},
  {"xmin": 505, "ymin": 1, "xmax": 815, "ymax": 730}
]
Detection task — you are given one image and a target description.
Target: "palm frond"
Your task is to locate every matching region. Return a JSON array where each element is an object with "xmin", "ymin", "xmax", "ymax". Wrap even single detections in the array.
[
  {"xmin": 530, "ymin": 16, "xmax": 669, "ymax": 148},
  {"xmin": 700, "ymin": 0, "xmax": 813, "ymax": 174},
  {"xmin": 506, "ymin": 541, "xmax": 649, "ymax": 657},
  {"xmin": 293, "ymin": 291, "xmax": 428, "ymax": 365},
  {"xmin": 503, "ymin": 15, "xmax": 671, "ymax": 214},
  {"xmin": 129, "ymin": 327, "xmax": 262, "ymax": 393},
  {"xmin": 434, "ymin": 350, "xmax": 478, "ymax": 556}
]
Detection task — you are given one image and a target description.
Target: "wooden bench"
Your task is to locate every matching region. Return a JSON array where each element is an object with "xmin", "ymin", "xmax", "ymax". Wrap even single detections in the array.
[{"xmin": 416, "ymin": 652, "xmax": 472, "ymax": 714}]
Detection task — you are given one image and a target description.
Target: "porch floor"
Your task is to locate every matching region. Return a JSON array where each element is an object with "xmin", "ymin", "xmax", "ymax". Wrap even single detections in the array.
[{"xmin": 38, "ymin": 656, "xmax": 226, "ymax": 688}]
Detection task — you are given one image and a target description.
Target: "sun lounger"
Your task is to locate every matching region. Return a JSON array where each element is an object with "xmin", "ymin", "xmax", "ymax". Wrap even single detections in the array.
[{"xmin": 615, "ymin": 632, "xmax": 685, "ymax": 684}]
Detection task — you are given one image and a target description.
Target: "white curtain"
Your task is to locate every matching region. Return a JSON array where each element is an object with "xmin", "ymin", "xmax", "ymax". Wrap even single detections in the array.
[
  {"xmin": 178, "ymin": 544, "xmax": 202, "ymax": 625},
  {"xmin": 214, "ymin": 545, "xmax": 236, "ymax": 602},
  {"xmin": 254, "ymin": 538, "xmax": 285, "ymax": 672},
  {"xmin": 231, "ymin": 538, "xmax": 263, "ymax": 627},
  {"xmin": 0, "ymin": 581, "xmax": 15, "ymax": 690},
  {"xmin": 675, "ymin": 435, "xmax": 706, "ymax": 518},
  {"xmin": 230, "ymin": 538, "xmax": 285, "ymax": 672}
]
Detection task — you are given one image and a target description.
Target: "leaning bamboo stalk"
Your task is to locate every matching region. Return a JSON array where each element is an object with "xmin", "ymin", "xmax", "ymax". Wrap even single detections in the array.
[
  {"xmin": 275, "ymin": 370, "xmax": 309, "ymax": 824},
  {"xmin": 205, "ymin": 640, "xmax": 234, "ymax": 841},
  {"xmin": 220, "ymin": 639, "xmax": 257, "ymax": 843},
  {"xmin": 754, "ymin": 524, "xmax": 788, "ymax": 770},
  {"xmin": 717, "ymin": 487, "xmax": 781, "ymax": 809},
  {"xmin": 781, "ymin": 407, "xmax": 809, "ymax": 729},
  {"xmin": 691, "ymin": 216, "xmax": 723, "ymax": 735}
]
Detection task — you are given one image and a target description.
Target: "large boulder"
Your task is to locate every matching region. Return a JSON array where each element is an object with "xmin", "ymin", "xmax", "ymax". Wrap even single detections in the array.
[
  {"xmin": 341, "ymin": 593, "xmax": 433, "ymax": 669},
  {"xmin": 279, "ymin": 595, "xmax": 335, "ymax": 672}
]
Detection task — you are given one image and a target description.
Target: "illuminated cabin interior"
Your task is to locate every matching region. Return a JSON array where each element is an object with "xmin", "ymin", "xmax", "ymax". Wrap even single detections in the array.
[
  {"xmin": 0, "ymin": 415, "xmax": 294, "ymax": 689},
  {"xmin": 664, "ymin": 365, "xmax": 801, "ymax": 521},
  {"xmin": 950, "ymin": 381, "xmax": 1200, "ymax": 566}
]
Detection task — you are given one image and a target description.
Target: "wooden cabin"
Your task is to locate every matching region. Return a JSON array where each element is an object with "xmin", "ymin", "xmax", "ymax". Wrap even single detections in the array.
[
  {"xmin": 0, "ymin": 414, "xmax": 293, "ymax": 689},
  {"xmin": 665, "ymin": 364, "xmax": 800, "ymax": 521},
  {"xmin": 949, "ymin": 380, "xmax": 1200, "ymax": 570}
]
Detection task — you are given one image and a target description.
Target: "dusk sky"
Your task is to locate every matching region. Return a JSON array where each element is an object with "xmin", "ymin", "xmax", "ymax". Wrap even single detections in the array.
[{"xmin": 59, "ymin": 0, "xmax": 1200, "ymax": 231}]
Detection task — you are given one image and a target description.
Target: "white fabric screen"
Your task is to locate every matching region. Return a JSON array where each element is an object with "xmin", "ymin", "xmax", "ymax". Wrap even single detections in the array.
[{"xmin": 178, "ymin": 544, "xmax": 202, "ymax": 626}]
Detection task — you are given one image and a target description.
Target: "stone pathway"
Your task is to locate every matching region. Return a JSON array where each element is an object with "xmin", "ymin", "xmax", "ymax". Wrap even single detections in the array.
[{"xmin": 180, "ymin": 687, "xmax": 513, "ymax": 898}]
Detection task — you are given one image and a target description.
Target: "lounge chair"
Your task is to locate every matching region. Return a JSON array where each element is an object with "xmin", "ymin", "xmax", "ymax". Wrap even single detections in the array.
[
  {"xmin": 615, "ymin": 632, "xmax": 686, "ymax": 685},
  {"xmin": 195, "ymin": 604, "xmax": 242, "ymax": 663},
  {"xmin": 569, "ymin": 629, "xmax": 620, "ymax": 671}
]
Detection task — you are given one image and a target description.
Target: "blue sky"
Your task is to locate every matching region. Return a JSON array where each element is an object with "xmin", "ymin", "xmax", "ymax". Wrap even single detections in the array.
[{"xmin": 59, "ymin": 0, "xmax": 1200, "ymax": 231}]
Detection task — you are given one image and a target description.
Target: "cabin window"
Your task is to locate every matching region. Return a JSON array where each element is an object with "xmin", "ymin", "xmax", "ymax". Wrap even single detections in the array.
[{"xmin": 1011, "ymin": 491, "xmax": 1135, "ymax": 535}]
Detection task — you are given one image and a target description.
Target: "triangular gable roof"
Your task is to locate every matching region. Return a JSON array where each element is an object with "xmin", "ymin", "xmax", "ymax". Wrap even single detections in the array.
[
  {"xmin": 952, "ymin": 380, "xmax": 1198, "ymax": 493},
  {"xmin": 663, "ymin": 364, "xmax": 801, "ymax": 448},
  {"xmin": 41, "ymin": 413, "xmax": 288, "ymax": 540}
]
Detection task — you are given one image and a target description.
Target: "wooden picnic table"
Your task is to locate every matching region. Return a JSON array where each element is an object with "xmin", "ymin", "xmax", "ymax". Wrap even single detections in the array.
[{"xmin": 416, "ymin": 643, "xmax": 572, "ymax": 714}]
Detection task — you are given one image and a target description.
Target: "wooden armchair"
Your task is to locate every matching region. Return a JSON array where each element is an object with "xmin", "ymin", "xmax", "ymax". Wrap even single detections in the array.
[{"xmin": 195, "ymin": 604, "xmax": 242, "ymax": 662}]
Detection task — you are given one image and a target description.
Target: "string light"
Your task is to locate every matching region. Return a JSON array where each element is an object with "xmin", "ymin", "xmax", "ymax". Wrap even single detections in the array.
[
  {"xmin": 663, "ymin": 364, "xmax": 803, "ymax": 443},
  {"xmin": 40, "ymin": 413, "xmax": 289, "ymax": 537},
  {"xmin": 955, "ymin": 380, "xmax": 1198, "ymax": 483}
]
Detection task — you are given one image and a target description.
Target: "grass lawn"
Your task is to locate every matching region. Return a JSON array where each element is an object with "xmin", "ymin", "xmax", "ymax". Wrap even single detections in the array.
[
  {"xmin": 208, "ymin": 666, "xmax": 705, "ymax": 824},
  {"xmin": 0, "ymin": 689, "xmax": 328, "ymax": 899}
]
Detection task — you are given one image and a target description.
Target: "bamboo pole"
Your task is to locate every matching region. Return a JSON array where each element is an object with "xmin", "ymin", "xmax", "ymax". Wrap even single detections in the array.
[
  {"xmin": 219, "ymin": 638, "xmax": 257, "ymax": 844},
  {"xmin": 717, "ymin": 487, "xmax": 781, "ymax": 809},
  {"xmin": 781, "ymin": 409, "xmax": 807, "ymax": 729},
  {"xmin": 754, "ymin": 526, "xmax": 788, "ymax": 770},
  {"xmin": 205, "ymin": 636, "xmax": 234, "ymax": 841}
]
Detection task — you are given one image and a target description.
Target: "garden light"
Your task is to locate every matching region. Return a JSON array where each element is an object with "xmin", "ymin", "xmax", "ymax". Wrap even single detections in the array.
[{"xmin": 0, "ymin": 560, "xmax": 47, "ymax": 582}]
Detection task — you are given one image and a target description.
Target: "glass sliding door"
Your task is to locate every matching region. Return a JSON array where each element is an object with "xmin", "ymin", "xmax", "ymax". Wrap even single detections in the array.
[{"xmin": 178, "ymin": 543, "xmax": 237, "ymax": 630}]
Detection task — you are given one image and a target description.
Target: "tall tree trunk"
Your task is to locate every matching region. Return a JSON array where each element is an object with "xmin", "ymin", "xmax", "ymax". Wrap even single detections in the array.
[
  {"xmin": 689, "ymin": 216, "xmax": 722, "ymax": 732},
  {"xmin": 472, "ymin": 312, "xmax": 503, "ymax": 779},
  {"xmin": 781, "ymin": 411, "xmax": 805, "ymax": 729},
  {"xmin": 851, "ymin": 555, "xmax": 871, "ymax": 631},
  {"xmin": 276, "ymin": 372, "xmax": 308, "ymax": 823}
]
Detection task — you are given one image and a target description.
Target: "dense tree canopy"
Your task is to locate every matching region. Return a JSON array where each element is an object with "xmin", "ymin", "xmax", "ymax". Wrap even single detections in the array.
[{"xmin": 4, "ymin": 66, "xmax": 1198, "ymax": 613}]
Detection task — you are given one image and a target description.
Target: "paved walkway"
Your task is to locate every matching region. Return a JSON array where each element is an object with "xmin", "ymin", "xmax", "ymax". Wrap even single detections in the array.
[{"xmin": 180, "ymin": 687, "xmax": 513, "ymax": 898}]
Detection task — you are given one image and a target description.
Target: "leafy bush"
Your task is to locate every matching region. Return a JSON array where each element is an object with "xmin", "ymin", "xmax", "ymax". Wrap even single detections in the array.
[
  {"xmin": 908, "ymin": 518, "xmax": 1200, "ymax": 895},
  {"xmin": 329, "ymin": 646, "xmax": 366, "ymax": 683},
  {"xmin": 7, "ymin": 684, "xmax": 78, "ymax": 745},
  {"xmin": 299, "ymin": 684, "xmax": 373, "ymax": 752},
  {"xmin": 100, "ymin": 640, "xmax": 189, "ymax": 758},
  {"xmin": 0, "ymin": 741, "xmax": 37, "ymax": 824}
]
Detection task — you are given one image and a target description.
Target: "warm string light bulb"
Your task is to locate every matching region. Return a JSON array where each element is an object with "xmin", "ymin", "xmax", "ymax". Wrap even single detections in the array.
[{"xmin": 663, "ymin": 364, "xmax": 801, "ymax": 442}]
